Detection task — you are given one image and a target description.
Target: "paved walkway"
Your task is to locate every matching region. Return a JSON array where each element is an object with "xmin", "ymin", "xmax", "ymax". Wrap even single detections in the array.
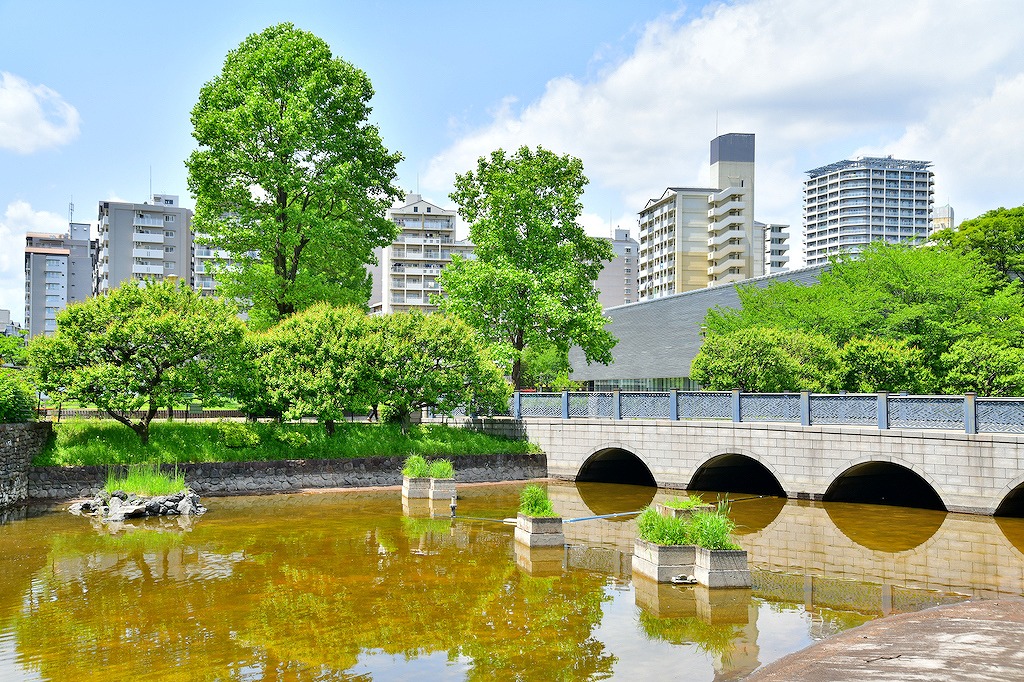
[{"xmin": 746, "ymin": 599, "xmax": 1024, "ymax": 682}]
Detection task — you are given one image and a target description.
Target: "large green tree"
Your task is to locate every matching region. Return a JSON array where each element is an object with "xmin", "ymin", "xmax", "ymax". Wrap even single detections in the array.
[
  {"xmin": 933, "ymin": 205, "xmax": 1024, "ymax": 281},
  {"xmin": 29, "ymin": 280, "xmax": 245, "ymax": 444},
  {"xmin": 436, "ymin": 146, "xmax": 616, "ymax": 388},
  {"xmin": 187, "ymin": 23, "xmax": 403, "ymax": 328}
]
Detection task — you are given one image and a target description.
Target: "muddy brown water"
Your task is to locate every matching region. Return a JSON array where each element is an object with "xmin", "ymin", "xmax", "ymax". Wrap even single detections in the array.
[{"xmin": 1, "ymin": 481, "xmax": 1022, "ymax": 681}]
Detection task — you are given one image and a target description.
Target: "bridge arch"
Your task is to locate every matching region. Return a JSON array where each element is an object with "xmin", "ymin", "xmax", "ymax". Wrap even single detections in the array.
[
  {"xmin": 824, "ymin": 457, "xmax": 946, "ymax": 510},
  {"xmin": 994, "ymin": 475, "xmax": 1024, "ymax": 517},
  {"xmin": 688, "ymin": 450, "xmax": 787, "ymax": 496},
  {"xmin": 576, "ymin": 443, "xmax": 657, "ymax": 487}
]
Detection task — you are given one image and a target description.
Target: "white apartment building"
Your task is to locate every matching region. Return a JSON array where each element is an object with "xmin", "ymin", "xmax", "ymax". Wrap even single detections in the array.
[
  {"xmin": 637, "ymin": 134, "xmax": 765, "ymax": 300},
  {"xmin": 803, "ymin": 157, "xmax": 934, "ymax": 266},
  {"xmin": 368, "ymin": 194, "xmax": 474, "ymax": 314},
  {"xmin": 596, "ymin": 228, "xmax": 639, "ymax": 308},
  {"xmin": 96, "ymin": 194, "xmax": 193, "ymax": 294},
  {"xmin": 24, "ymin": 222, "xmax": 97, "ymax": 337},
  {"xmin": 760, "ymin": 221, "xmax": 791, "ymax": 273}
]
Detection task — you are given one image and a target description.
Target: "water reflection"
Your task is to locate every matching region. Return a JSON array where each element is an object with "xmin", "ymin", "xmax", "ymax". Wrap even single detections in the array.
[
  {"xmin": 0, "ymin": 482, "xmax": 1018, "ymax": 681},
  {"xmin": 825, "ymin": 501, "xmax": 946, "ymax": 552}
]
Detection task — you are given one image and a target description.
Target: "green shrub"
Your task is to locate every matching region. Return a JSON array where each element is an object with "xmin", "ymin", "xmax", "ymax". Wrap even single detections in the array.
[
  {"xmin": 664, "ymin": 493, "xmax": 706, "ymax": 510},
  {"xmin": 427, "ymin": 458, "xmax": 454, "ymax": 479},
  {"xmin": 217, "ymin": 421, "xmax": 260, "ymax": 448},
  {"xmin": 689, "ymin": 510, "xmax": 740, "ymax": 550},
  {"xmin": 636, "ymin": 507, "xmax": 690, "ymax": 545},
  {"xmin": 105, "ymin": 464, "xmax": 186, "ymax": 496},
  {"xmin": 402, "ymin": 453, "xmax": 429, "ymax": 478},
  {"xmin": 0, "ymin": 369, "xmax": 34, "ymax": 423},
  {"xmin": 273, "ymin": 429, "xmax": 309, "ymax": 448},
  {"xmin": 519, "ymin": 484, "xmax": 557, "ymax": 517},
  {"xmin": 379, "ymin": 403, "xmax": 403, "ymax": 424}
]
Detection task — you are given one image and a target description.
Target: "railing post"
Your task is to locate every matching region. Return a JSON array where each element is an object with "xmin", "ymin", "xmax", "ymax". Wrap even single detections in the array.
[
  {"xmin": 732, "ymin": 389, "xmax": 742, "ymax": 423},
  {"xmin": 613, "ymin": 390, "xmax": 621, "ymax": 420},
  {"xmin": 513, "ymin": 391, "xmax": 522, "ymax": 420},
  {"xmin": 562, "ymin": 391, "xmax": 570, "ymax": 420},
  {"xmin": 964, "ymin": 392, "xmax": 977, "ymax": 434},
  {"xmin": 877, "ymin": 391, "xmax": 889, "ymax": 430},
  {"xmin": 800, "ymin": 391, "xmax": 810, "ymax": 426},
  {"xmin": 669, "ymin": 390, "xmax": 679, "ymax": 421}
]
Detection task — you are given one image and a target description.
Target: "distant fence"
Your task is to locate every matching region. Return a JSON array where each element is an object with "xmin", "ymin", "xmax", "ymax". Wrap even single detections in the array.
[
  {"xmin": 507, "ymin": 390, "xmax": 1024, "ymax": 435},
  {"xmin": 38, "ymin": 408, "xmax": 245, "ymax": 421}
]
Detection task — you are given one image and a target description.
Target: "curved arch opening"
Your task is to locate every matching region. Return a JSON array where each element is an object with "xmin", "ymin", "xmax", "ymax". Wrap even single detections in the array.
[
  {"xmin": 689, "ymin": 454, "xmax": 786, "ymax": 497},
  {"xmin": 576, "ymin": 448, "xmax": 656, "ymax": 487},
  {"xmin": 823, "ymin": 462, "xmax": 945, "ymax": 511},
  {"xmin": 995, "ymin": 483, "xmax": 1024, "ymax": 518}
]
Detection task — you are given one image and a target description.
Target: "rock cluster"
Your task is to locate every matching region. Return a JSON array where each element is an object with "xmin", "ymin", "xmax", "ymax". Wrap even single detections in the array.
[{"xmin": 69, "ymin": 489, "xmax": 206, "ymax": 522}]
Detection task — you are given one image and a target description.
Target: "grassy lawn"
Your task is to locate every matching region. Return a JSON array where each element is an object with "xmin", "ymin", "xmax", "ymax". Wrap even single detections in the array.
[{"xmin": 36, "ymin": 419, "xmax": 539, "ymax": 467}]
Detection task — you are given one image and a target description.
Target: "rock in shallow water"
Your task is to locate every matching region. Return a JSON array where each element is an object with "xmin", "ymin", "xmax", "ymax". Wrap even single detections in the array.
[{"xmin": 69, "ymin": 490, "xmax": 206, "ymax": 522}]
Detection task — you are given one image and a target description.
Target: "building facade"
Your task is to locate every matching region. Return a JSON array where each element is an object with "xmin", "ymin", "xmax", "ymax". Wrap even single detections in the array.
[
  {"xmin": 368, "ymin": 194, "xmax": 474, "ymax": 314},
  {"xmin": 595, "ymin": 228, "xmax": 639, "ymax": 308},
  {"xmin": 931, "ymin": 204, "xmax": 955, "ymax": 234},
  {"xmin": 24, "ymin": 222, "xmax": 97, "ymax": 337},
  {"xmin": 96, "ymin": 194, "xmax": 193, "ymax": 294},
  {"xmin": 760, "ymin": 221, "xmax": 790, "ymax": 273},
  {"xmin": 803, "ymin": 157, "xmax": 934, "ymax": 266},
  {"xmin": 637, "ymin": 133, "xmax": 765, "ymax": 301}
]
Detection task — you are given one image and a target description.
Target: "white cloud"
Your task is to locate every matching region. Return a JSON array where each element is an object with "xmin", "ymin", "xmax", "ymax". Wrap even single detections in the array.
[
  {"xmin": 423, "ymin": 0, "xmax": 1024, "ymax": 245},
  {"xmin": 0, "ymin": 201, "xmax": 67, "ymax": 326},
  {"xmin": 0, "ymin": 72, "xmax": 80, "ymax": 154}
]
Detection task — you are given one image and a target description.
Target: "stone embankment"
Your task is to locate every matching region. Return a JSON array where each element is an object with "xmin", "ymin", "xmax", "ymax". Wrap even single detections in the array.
[
  {"xmin": 28, "ymin": 453, "xmax": 547, "ymax": 501},
  {"xmin": 0, "ymin": 423, "xmax": 52, "ymax": 508}
]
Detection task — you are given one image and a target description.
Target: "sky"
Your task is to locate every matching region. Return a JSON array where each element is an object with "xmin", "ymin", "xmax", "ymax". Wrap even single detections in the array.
[{"xmin": 2, "ymin": 0, "xmax": 1024, "ymax": 326}]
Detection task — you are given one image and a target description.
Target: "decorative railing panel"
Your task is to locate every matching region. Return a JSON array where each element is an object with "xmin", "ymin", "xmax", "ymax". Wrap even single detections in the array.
[
  {"xmin": 809, "ymin": 395, "xmax": 876, "ymax": 426},
  {"xmin": 977, "ymin": 399, "xmax": 1024, "ymax": 434},
  {"xmin": 519, "ymin": 393, "xmax": 563, "ymax": 418},
  {"xmin": 739, "ymin": 394, "xmax": 800, "ymax": 423},
  {"xmin": 677, "ymin": 392, "xmax": 731, "ymax": 420},
  {"xmin": 889, "ymin": 396, "xmax": 963, "ymax": 430},
  {"xmin": 620, "ymin": 392, "xmax": 671, "ymax": 419},
  {"xmin": 568, "ymin": 393, "xmax": 614, "ymax": 418}
]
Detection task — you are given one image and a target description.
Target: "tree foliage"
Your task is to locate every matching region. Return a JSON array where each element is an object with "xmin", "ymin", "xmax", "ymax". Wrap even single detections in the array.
[
  {"xmin": 941, "ymin": 337, "xmax": 1024, "ymax": 396},
  {"xmin": 0, "ymin": 332, "xmax": 28, "ymax": 367},
  {"xmin": 702, "ymin": 242, "xmax": 1024, "ymax": 393},
  {"xmin": 933, "ymin": 205, "xmax": 1024, "ymax": 281},
  {"xmin": 436, "ymin": 146, "xmax": 616, "ymax": 388},
  {"xmin": 187, "ymin": 23, "xmax": 403, "ymax": 328},
  {"xmin": 0, "ymin": 370, "xmax": 34, "ymax": 423},
  {"xmin": 29, "ymin": 281, "xmax": 246, "ymax": 444},
  {"xmin": 690, "ymin": 327, "xmax": 844, "ymax": 392}
]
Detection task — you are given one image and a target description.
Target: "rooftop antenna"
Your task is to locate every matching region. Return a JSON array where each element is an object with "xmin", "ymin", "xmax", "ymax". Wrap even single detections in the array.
[
  {"xmin": 68, "ymin": 196, "xmax": 74, "ymax": 224},
  {"xmin": 149, "ymin": 165, "xmax": 152, "ymax": 200},
  {"xmin": 715, "ymin": 110, "xmax": 719, "ymax": 137}
]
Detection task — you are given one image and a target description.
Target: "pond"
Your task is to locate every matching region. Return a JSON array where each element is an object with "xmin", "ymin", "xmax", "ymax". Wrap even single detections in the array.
[{"xmin": 1, "ymin": 480, "xmax": 1022, "ymax": 681}]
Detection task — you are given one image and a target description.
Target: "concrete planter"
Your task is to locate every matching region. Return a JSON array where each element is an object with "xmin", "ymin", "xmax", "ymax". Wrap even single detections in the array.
[
  {"xmin": 632, "ymin": 538, "xmax": 696, "ymax": 583},
  {"xmin": 514, "ymin": 513, "xmax": 565, "ymax": 547},
  {"xmin": 656, "ymin": 502, "xmax": 715, "ymax": 520},
  {"xmin": 693, "ymin": 546, "xmax": 751, "ymax": 588},
  {"xmin": 428, "ymin": 477, "xmax": 456, "ymax": 501},
  {"xmin": 402, "ymin": 476, "xmax": 430, "ymax": 499}
]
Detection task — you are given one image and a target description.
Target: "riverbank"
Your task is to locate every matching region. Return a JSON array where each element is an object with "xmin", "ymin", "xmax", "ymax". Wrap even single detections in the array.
[{"xmin": 746, "ymin": 599, "xmax": 1024, "ymax": 681}]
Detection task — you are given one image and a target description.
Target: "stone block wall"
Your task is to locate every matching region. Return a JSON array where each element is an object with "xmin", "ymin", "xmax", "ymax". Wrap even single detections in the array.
[
  {"xmin": 0, "ymin": 422, "xmax": 53, "ymax": 509},
  {"xmin": 28, "ymin": 452, "xmax": 548, "ymax": 501}
]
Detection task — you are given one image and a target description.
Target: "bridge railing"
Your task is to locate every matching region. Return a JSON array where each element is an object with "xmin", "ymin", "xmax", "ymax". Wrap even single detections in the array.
[{"xmin": 508, "ymin": 390, "xmax": 1024, "ymax": 435}]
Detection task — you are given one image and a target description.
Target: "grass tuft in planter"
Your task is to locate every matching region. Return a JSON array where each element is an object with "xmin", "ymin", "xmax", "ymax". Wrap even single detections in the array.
[
  {"xmin": 427, "ymin": 458, "xmax": 454, "ymax": 479},
  {"xmin": 401, "ymin": 454, "xmax": 430, "ymax": 478},
  {"xmin": 688, "ymin": 510, "xmax": 741, "ymax": 550},
  {"xmin": 637, "ymin": 507, "xmax": 691, "ymax": 545},
  {"xmin": 663, "ymin": 493, "xmax": 706, "ymax": 510},
  {"xmin": 519, "ymin": 484, "xmax": 557, "ymax": 517}
]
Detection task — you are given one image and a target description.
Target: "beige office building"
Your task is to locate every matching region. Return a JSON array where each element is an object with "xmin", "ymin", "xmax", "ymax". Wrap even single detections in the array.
[{"xmin": 637, "ymin": 134, "xmax": 764, "ymax": 300}]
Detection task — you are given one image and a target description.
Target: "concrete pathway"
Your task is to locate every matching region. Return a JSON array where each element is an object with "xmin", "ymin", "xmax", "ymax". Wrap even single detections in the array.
[{"xmin": 746, "ymin": 599, "xmax": 1024, "ymax": 682}]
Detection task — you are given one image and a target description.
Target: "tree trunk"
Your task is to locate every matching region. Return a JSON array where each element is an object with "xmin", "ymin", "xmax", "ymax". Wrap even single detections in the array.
[
  {"xmin": 325, "ymin": 419, "xmax": 336, "ymax": 436},
  {"xmin": 134, "ymin": 422, "xmax": 150, "ymax": 445}
]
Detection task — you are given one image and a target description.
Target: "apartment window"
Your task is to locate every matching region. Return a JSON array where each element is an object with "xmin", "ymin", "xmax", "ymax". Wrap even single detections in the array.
[
  {"xmin": 624, "ymin": 268, "xmax": 632, "ymax": 273},
  {"xmin": 413, "ymin": 207, "xmax": 418, "ymax": 212},
  {"xmin": 46, "ymin": 295, "xmax": 61, "ymax": 304},
  {"xmin": 426, "ymin": 207, "xmax": 431, "ymax": 213},
  {"xmin": 163, "ymin": 246, "xmax": 174, "ymax": 253},
  {"xmin": 45, "ymin": 283, "xmax": 60, "ymax": 291},
  {"xmin": 164, "ymin": 199, "xmax": 173, "ymax": 205},
  {"xmin": 165, "ymin": 261, "xmax": 176, "ymax": 269},
  {"xmin": 165, "ymin": 230, "xmax": 176, "ymax": 238},
  {"xmin": 164, "ymin": 215, "xmax": 175, "ymax": 222}
]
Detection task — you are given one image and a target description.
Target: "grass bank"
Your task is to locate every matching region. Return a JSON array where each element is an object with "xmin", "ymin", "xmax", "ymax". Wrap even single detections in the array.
[{"xmin": 36, "ymin": 419, "xmax": 539, "ymax": 467}]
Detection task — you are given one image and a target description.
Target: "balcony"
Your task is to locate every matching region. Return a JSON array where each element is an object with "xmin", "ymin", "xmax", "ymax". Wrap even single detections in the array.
[
  {"xmin": 133, "ymin": 231, "xmax": 164, "ymax": 244},
  {"xmin": 133, "ymin": 216, "xmax": 165, "ymax": 228},
  {"xmin": 132, "ymin": 248, "xmax": 164, "ymax": 259},
  {"xmin": 132, "ymin": 263, "xmax": 165, "ymax": 275},
  {"xmin": 707, "ymin": 257, "xmax": 745, "ymax": 276},
  {"xmin": 708, "ymin": 242, "xmax": 744, "ymax": 260},
  {"xmin": 708, "ymin": 187, "xmax": 742, "ymax": 204},
  {"xmin": 707, "ymin": 200, "xmax": 745, "ymax": 219},
  {"xmin": 707, "ymin": 218, "xmax": 744, "ymax": 238}
]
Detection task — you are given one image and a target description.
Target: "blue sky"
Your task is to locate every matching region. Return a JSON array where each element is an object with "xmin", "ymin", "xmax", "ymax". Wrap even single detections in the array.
[{"xmin": 3, "ymin": 0, "xmax": 1024, "ymax": 325}]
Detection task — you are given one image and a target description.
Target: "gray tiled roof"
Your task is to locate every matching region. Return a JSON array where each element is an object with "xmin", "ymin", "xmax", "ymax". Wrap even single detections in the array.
[{"xmin": 569, "ymin": 266, "xmax": 827, "ymax": 381}]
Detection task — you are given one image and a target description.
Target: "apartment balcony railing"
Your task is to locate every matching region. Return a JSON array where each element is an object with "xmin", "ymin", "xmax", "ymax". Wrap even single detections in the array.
[
  {"xmin": 707, "ymin": 257, "xmax": 745, "ymax": 276},
  {"xmin": 133, "ymin": 216, "xmax": 165, "ymax": 228},
  {"xmin": 707, "ymin": 200, "xmax": 745, "ymax": 219},
  {"xmin": 133, "ymin": 231, "xmax": 164, "ymax": 244}
]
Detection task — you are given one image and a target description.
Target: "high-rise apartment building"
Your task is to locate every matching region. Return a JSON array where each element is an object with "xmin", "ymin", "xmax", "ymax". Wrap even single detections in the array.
[
  {"xmin": 596, "ymin": 228, "xmax": 640, "ymax": 308},
  {"xmin": 96, "ymin": 194, "xmax": 193, "ymax": 294},
  {"xmin": 637, "ymin": 133, "xmax": 765, "ymax": 301},
  {"xmin": 760, "ymin": 222, "xmax": 790, "ymax": 273},
  {"xmin": 24, "ymin": 222, "xmax": 97, "ymax": 337},
  {"xmin": 803, "ymin": 157, "xmax": 934, "ymax": 266},
  {"xmin": 368, "ymin": 194, "xmax": 474, "ymax": 314}
]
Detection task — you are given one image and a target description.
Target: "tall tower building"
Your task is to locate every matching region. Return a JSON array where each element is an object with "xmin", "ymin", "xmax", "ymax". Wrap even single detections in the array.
[
  {"xmin": 760, "ymin": 222, "xmax": 790, "ymax": 273},
  {"xmin": 24, "ymin": 222, "xmax": 97, "ymax": 337},
  {"xmin": 637, "ymin": 133, "xmax": 764, "ymax": 301},
  {"xmin": 803, "ymin": 157, "xmax": 934, "ymax": 266},
  {"xmin": 595, "ymin": 228, "xmax": 640, "ymax": 308},
  {"xmin": 96, "ymin": 194, "xmax": 193, "ymax": 294},
  {"xmin": 368, "ymin": 194, "xmax": 474, "ymax": 314}
]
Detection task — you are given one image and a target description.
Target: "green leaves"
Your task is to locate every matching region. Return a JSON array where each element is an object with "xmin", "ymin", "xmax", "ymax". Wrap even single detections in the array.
[
  {"xmin": 187, "ymin": 23, "xmax": 402, "ymax": 327},
  {"xmin": 438, "ymin": 146, "xmax": 616, "ymax": 387}
]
